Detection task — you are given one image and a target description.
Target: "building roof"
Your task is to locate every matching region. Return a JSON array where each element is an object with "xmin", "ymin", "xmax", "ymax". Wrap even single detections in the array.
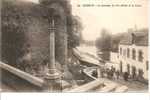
[
  {"xmin": 119, "ymin": 30, "xmax": 148, "ymax": 46},
  {"xmin": 73, "ymin": 48, "xmax": 104, "ymax": 66}
]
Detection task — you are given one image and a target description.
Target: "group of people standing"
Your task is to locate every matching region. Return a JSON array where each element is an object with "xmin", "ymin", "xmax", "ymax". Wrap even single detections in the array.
[{"xmin": 100, "ymin": 66, "xmax": 130, "ymax": 81}]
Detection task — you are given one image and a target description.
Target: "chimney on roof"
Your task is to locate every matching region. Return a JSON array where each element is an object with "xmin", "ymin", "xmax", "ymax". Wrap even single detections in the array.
[{"xmin": 131, "ymin": 33, "xmax": 136, "ymax": 44}]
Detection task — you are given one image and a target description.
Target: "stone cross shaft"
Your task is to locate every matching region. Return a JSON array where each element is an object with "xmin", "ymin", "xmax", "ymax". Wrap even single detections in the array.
[{"xmin": 48, "ymin": 19, "xmax": 56, "ymax": 75}]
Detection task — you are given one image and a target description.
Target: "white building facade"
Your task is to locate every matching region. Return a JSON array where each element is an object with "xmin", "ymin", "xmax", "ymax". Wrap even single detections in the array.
[
  {"xmin": 106, "ymin": 52, "xmax": 119, "ymax": 70},
  {"xmin": 118, "ymin": 32, "xmax": 148, "ymax": 82},
  {"xmin": 118, "ymin": 44, "xmax": 148, "ymax": 79}
]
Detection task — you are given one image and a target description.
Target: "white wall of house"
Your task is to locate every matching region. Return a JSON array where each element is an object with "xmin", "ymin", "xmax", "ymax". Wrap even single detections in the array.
[
  {"xmin": 106, "ymin": 52, "xmax": 120, "ymax": 70},
  {"xmin": 110, "ymin": 52, "xmax": 119, "ymax": 64},
  {"xmin": 118, "ymin": 44, "xmax": 148, "ymax": 80}
]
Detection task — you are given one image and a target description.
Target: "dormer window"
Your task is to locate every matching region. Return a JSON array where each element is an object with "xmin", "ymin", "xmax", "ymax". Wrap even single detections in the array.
[{"xmin": 131, "ymin": 33, "xmax": 136, "ymax": 44}]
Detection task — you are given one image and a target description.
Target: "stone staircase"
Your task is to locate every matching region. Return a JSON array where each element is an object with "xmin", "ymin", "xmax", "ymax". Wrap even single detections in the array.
[
  {"xmin": 95, "ymin": 78, "xmax": 128, "ymax": 92},
  {"xmin": 68, "ymin": 78, "xmax": 128, "ymax": 92}
]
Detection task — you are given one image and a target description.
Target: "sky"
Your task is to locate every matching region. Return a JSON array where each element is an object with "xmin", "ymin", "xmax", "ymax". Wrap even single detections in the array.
[{"xmin": 20, "ymin": 0, "xmax": 148, "ymax": 41}]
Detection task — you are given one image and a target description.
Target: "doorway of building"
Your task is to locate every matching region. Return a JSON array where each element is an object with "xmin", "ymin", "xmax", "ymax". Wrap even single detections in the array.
[
  {"xmin": 138, "ymin": 69, "xmax": 144, "ymax": 77},
  {"xmin": 127, "ymin": 64, "xmax": 130, "ymax": 75},
  {"xmin": 120, "ymin": 61, "xmax": 123, "ymax": 74},
  {"xmin": 132, "ymin": 66, "xmax": 136, "ymax": 79}
]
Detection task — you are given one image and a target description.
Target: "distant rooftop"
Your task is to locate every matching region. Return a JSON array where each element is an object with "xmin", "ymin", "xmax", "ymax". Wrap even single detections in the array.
[{"xmin": 119, "ymin": 29, "xmax": 148, "ymax": 46}]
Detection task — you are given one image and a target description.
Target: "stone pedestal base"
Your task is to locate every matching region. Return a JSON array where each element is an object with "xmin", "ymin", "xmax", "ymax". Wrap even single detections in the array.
[{"xmin": 43, "ymin": 71, "xmax": 62, "ymax": 92}]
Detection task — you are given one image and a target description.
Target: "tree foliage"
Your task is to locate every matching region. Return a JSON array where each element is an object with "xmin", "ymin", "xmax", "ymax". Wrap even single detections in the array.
[
  {"xmin": 111, "ymin": 33, "xmax": 124, "ymax": 52},
  {"xmin": 95, "ymin": 29, "xmax": 112, "ymax": 52},
  {"xmin": 67, "ymin": 16, "xmax": 83, "ymax": 48},
  {"xmin": 1, "ymin": 0, "xmax": 82, "ymax": 66}
]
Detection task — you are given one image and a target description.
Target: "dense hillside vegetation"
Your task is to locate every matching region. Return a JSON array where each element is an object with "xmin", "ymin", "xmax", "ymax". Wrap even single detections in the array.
[{"xmin": 1, "ymin": 0, "xmax": 82, "ymax": 67}]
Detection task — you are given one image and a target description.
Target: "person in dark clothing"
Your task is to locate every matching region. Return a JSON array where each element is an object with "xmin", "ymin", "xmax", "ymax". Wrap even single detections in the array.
[
  {"xmin": 109, "ymin": 70, "xmax": 113, "ymax": 79},
  {"xmin": 123, "ymin": 72, "xmax": 129, "ymax": 81},
  {"xmin": 106, "ymin": 68, "xmax": 110, "ymax": 78},
  {"xmin": 100, "ymin": 68, "xmax": 105, "ymax": 78},
  {"xmin": 111, "ymin": 68, "xmax": 115, "ymax": 79},
  {"xmin": 92, "ymin": 70, "xmax": 98, "ymax": 78},
  {"xmin": 115, "ymin": 70, "xmax": 120, "ymax": 79},
  {"xmin": 132, "ymin": 72, "xmax": 136, "ymax": 79}
]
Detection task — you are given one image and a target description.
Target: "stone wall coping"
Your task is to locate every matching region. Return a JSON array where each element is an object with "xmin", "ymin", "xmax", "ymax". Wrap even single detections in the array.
[{"xmin": 0, "ymin": 62, "xmax": 44, "ymax": 87}]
